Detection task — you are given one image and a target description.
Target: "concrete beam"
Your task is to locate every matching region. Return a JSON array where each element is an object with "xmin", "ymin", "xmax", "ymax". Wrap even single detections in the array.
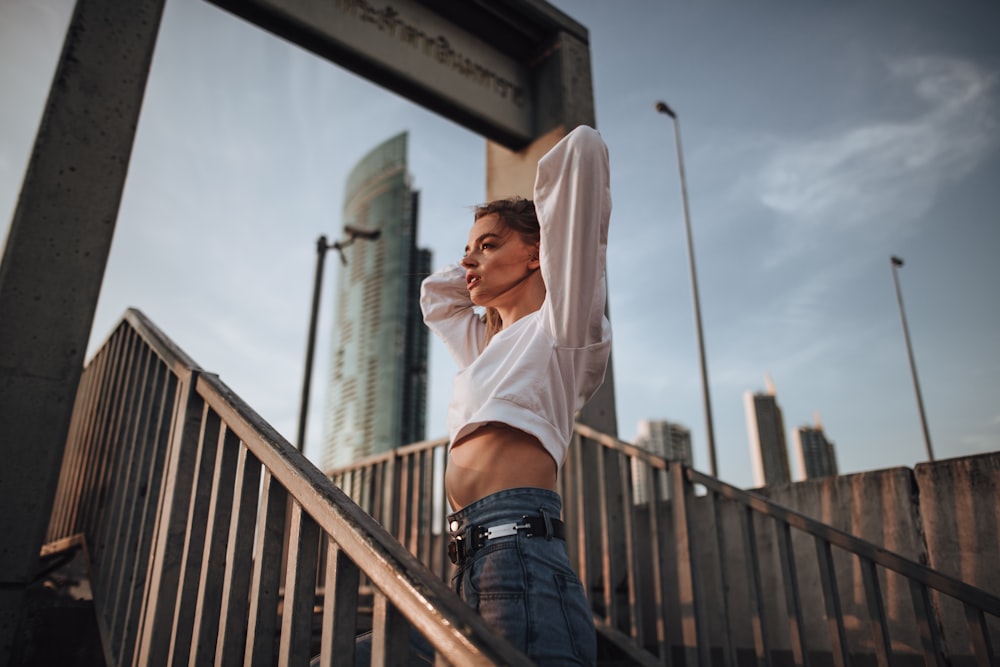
[{"xmin": 208, "ymin": 0, "xmax": 589, "ymax": 150}]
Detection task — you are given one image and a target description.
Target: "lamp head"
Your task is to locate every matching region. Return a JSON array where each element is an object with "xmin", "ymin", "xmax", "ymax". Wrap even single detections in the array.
[
  {"xmin": 891, "ymin": 256, "xmax": 904, "ymax": 267},
  {"xmin": 344, "ymin": 224, "xmax": 381, "ymax": 241},
  {"xmin": 655, "ymin": 101, "xmax": 676, "ymax": 118}
]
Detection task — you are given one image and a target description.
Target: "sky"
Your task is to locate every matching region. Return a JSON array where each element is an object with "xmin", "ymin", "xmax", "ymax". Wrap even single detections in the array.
[{"xmin": 2, "ymin": 0, "xmax": 998, "ymax": 490}]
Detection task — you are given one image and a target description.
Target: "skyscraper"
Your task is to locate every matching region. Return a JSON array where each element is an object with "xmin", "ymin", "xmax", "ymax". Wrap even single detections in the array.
[
  {"xmin": 631, "ymin": 419, "xmax": 692, "ymax": 504},
  {"xmin": 794, "ymin": 415, "xmax": 839, "ymax": 480},
  {"xmin": 321, "ymin": 132, "xmax": 430, "ymax": 471},
  {"xmin": 744, "ymin": 375, "xmax": 791, "ymax": 488}
]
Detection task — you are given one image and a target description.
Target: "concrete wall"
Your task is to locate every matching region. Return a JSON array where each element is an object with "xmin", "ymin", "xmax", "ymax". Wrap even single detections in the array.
[
  {"xmin": 749, "ymin": 467, "xmax": 930, "ymax": 663},
  {"xmin": 913, "ymin": 453, "xmax": 1000, "ymax": 660}
]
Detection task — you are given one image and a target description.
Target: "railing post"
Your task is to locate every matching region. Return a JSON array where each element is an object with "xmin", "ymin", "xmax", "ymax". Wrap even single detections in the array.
[
  {"xmin": 244, "ymin": 471, "xmax": 288, "ymax": 666},
  {"xmin": 816, "ymin": 537, "xmax": 851, "ymax": 667},
  {"xmin": 371, "ymin": 592, "xmax": 410, "ymax": 667},
  {"xmin": 416, "ymin": 449, "xmax": 434, "ymax": 564},
  {"xmin": 710, "ymin": 493, "xmax": 736, "ymax": 667},
  {"xmin": 670, "ymin": 464, "xmax": 709, "ymax": 667},
  {"xmin": 860, "ymin": 558, "xmax": 893, "ymax": 667},
  {"xmin": 166, "ymin": 404, "xmax": 223, "ymax": 666},
  {"xmin": 133, "ymin": 370, "xmax": 204, "ymax": 666},
  {"xmin": 278, "ymin": 502, "xmax": 321, "ymax": 666},
  {"xmin": 189, "ymin": 425, "xmax": 242, "ymax": 664},
  {"xmin": 740, "ymin": 506, "xmax": 772, "ymax": 667},
  {"xmin": 618, "ymin": 450, "xmax": 642, "ymax": 643},
  {"xmin": 382, "ymin": 455, "xmax": 399, "ymax": 537},
  {"xmin": 572, "ymin": 434, "xmax": 605, "ymax": 607},
  {"xmin": 647, "ymin": 463, "xmax": 671, "ymax": 666},
  {"xmin": 318, "ymin": 541, "xmax": 361, "ymax": 666},
  {"xmin": 216, "ymin": 447, "xmax": 264, "ymax": 667},
  {"xmin": 561, "ymin": 433, "xmax": 586, "ymax": 588},
  {"xmin": 114, "ymin": 363, "xmax": 176, "ymax": 665},
  {"xmin": 775, "ymin": 521, "xmax": 809, "ymax": 667},
  {"xmin": 962, "ymin": 603, "xmax": 995, "ymax": 667}
]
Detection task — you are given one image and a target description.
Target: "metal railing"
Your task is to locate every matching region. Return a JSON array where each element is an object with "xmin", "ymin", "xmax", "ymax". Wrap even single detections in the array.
[
  {"xmin": 329, "ymin": 437, "xmax": 451, "ymax": 584},
  {"xmin": 329, "ymin": 423, "xmax": 1000, "ymax": 667},
  {"xmin": 569, "ymin": 423, "xmax": 1000, "ymax": 667},
  {"xmin": 45, "ymin": 309, "xmax": 533, "ymax": 666},
  {"xmin": 45, "ymin": 307, "xmax": 1000, "ymax": 667}
]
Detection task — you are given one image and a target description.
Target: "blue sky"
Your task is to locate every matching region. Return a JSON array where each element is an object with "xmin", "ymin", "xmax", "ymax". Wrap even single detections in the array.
[{"xmin": 2, "ymin": 0, "xmax": 998, "ymax": 489}]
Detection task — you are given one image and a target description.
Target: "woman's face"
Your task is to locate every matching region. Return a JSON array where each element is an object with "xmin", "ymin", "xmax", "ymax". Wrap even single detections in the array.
[{"xmin": 461, "ymin": 213, "xmax": 540, "ymax": 309}]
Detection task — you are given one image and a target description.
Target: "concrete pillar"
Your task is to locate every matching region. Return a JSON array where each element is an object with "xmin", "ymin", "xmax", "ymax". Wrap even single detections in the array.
[
  {"xmin": 483, "ymin": 27, "xmax": 621, "ymax": 607},
  {"xmin": 0, "ymin": 0, "xmax": 165, "ymax": 660},
  {"xmin": 484, "ymin": 28, "xmax": 616, "ymax": 437}
]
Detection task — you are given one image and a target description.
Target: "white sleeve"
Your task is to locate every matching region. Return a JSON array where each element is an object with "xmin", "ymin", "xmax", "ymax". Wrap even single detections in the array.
[
  {"xmin": 533, "ymin": 125, "xmax": 611, "ymax": 348},
  {"xmin": 420, "ymin": 262, "xmax": 485, "ymax": 367}
]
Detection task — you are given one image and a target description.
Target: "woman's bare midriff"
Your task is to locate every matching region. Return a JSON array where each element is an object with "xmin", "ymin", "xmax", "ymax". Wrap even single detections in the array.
[{"xmin": 446, "ymin": 423, "xmax": 557, "ymax": 511}]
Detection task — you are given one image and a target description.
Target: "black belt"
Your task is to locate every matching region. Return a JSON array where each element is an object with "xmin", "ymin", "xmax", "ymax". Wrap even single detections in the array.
[{"xmin": 448, "ymin": 515, "xmax": 565, "ymax": 565}]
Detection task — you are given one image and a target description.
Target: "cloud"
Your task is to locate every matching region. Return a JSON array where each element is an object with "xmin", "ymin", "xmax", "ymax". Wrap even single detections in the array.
[
  {"xmin": 756, "ymin": 55, "xmax": 998, "ymax": 229},
  {"xmin": 960, "ymin": 430, "xmax": 1000, "ymax": 454}
]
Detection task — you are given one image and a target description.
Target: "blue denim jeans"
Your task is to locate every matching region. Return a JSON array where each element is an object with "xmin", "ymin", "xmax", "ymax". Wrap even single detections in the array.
[
  {"xmin": 344, "ymin": 488, "xmax": 595, "ymax": 666},
  {"xmin": 449, "ymin": 487, "xmax": 596, "ymax": 666}
]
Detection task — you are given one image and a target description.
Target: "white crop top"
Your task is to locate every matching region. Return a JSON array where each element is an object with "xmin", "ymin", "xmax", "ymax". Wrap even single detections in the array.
[{"xmin": 419, "ymin": 125, "xmax": 612, "ymax": 471}]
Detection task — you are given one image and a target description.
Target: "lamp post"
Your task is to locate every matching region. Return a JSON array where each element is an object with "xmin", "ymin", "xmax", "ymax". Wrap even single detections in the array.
[
  {"xmin": 295, "ymin": 226, "xmax": 381, "ymax": 453},
  {"xmin": 656, "ymin": 100, "xmax": 718, "ymax": 478},
  {"xmin": 890, "ymin": 256, "xmax": 935, "ymax": 462}
]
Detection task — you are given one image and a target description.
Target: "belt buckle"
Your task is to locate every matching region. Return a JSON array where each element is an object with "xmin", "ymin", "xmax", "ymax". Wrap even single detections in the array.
[{"xmin": 484, "ymin": 522, "xmax": 520, "ymax": 540}]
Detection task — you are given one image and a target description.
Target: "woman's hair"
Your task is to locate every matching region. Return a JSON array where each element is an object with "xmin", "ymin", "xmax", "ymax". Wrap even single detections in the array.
[{"xmin": 473, "ymin": 197, "xmax": 540, "ymax": 345}]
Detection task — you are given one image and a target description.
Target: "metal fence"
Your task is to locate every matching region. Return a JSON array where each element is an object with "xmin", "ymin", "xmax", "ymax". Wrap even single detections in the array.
[
  {"xmin": 329, "ymin": 422, "xmax": 1000, "ymax": 667},
  {"xmin": 45, "ymin": 309, "xmax": 533, "ymax": 666},
  {"xmin": 567, "ymin": 423, "xmax": 1000, "ymax": 667},
  {"xmin": 45, "ymin": 308, "xmax": 1000, "ymax": 667}
]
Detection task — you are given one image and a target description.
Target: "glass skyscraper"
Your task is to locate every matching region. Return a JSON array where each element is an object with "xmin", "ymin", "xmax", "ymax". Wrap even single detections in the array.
[
  {"xmin": 321, "ymin": 132, "xmax": 430, "ymax": 472},
  {"xmin": 794, "ymin": 423, "xmax": 839, "ymax": 480},
  {"xmin": 631, "ymin": 419, "xmax": 692, "ymax": 505},
  {"xmin": 744, "ymin": 377, "xmax": 792, "ymax": 488}
]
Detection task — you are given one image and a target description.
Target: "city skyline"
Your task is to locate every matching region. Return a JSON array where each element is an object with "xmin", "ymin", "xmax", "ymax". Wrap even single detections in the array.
[{"xmin": 2, "ymin": 0, "xmax": 998, "ymax": 489}]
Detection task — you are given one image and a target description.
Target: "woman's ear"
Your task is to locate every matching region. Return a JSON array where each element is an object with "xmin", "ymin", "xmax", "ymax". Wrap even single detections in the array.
[{"xmin": 528, "ymin": 242, "xmax": 540, "ymax": 270}]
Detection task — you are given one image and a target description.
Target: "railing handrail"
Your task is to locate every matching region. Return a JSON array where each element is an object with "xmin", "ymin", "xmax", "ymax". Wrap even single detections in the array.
[
  {"xmin": 121, "ymin": 307, "xmax": 203, "ymax": 376},
  {"xmin": 325, "ymin": 435, "xmax": 449, "ymax": 477},
  {"xmin": 573, "ymin": 421, "xmax": 1000, "ymax": 618},
  {"xmin": 572, "ymin": 422, "xmax": 671, "ymax": 469},
  {"xmin": 47, "ymin": 309, "xmax": 535, "ymax": 666},
  {"xmin": 325, "ymin": 423, "xmax": 668, "ymax": 479}
]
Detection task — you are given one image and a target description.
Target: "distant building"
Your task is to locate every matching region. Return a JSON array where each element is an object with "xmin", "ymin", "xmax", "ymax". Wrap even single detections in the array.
[
  {"xmin": 321, "ymin": 132, "xmax": 430, "ymax": 472},
  {"xmin": 794, "ymin": 417, "xmax": 839, "ymax": 480},
  {"xmin": 631, "ymin": 419, "xmax": 692, "ymax": 504},
  {"xmin": 744, "ymin": 375, "xmax": 791, "ymax": 488}
]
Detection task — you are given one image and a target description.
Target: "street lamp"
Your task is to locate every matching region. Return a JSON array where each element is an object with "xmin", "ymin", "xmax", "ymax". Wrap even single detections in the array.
[
  {"xmin": 890, "ymin": 256, "xmax": 935, "ymax": 462},
  {"xmin": 656, "ymin": 100, "xmax": 718, "ymax": 478},
  {"xmin": 295, "ymin": 226, "xmax": 382, "ymax": 453}
]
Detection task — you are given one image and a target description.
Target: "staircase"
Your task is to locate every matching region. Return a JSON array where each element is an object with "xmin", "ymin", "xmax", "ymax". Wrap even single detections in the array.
[{"xmin": 20, "ymin": 309, "xmax": 1000, "ymax": 666}]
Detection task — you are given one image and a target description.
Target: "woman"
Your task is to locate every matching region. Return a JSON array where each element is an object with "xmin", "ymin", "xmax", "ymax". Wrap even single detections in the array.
[{"xmin": 420, "ymin": 124, "xmax": 612, "ymax": 665}]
